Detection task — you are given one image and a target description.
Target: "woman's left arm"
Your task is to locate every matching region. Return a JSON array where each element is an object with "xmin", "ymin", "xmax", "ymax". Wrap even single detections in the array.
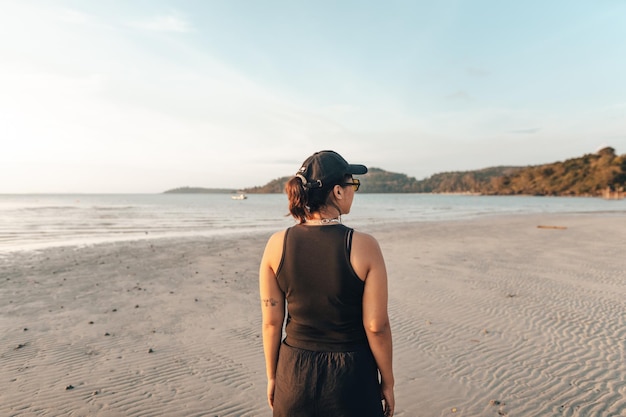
[
  {"xmin": 259, "ymin": 231, "xmax": 286, "ymax": 410},
  {"xmin": 352, "ymin": 231, "xmax": 395, "ymax": 416}
]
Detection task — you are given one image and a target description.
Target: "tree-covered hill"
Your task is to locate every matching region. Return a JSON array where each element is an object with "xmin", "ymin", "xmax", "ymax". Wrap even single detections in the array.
[
  {"xmin": 488, "ymin": 147, "xmax": 626, "ymax": 196},
  {"xmin": 244, "ymin": 147, "xmax": 625, "ymax": 196},
  {"xmin": 166, "ymin": 147, "xmax": 625, "ymax": 197},
  {"xmin": 410, "ymin": 166, "xmax": 522, "ymax": 193}
]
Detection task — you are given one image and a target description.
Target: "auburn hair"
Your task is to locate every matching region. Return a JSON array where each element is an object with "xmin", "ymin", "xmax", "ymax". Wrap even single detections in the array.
[{"xmin": 285, "ymin": 175, "xmax": 347, "ymax": 223}]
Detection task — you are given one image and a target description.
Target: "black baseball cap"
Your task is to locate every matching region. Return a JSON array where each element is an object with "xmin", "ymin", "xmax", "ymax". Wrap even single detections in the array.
[{"xmin": 296, "ymin": 150, "xmax": 367, "ymax": 189}]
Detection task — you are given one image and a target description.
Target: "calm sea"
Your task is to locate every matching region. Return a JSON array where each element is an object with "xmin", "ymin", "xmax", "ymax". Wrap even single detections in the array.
[{"xmin": 0, "ymin": 193, "xmax": 624, "ymax": 253}]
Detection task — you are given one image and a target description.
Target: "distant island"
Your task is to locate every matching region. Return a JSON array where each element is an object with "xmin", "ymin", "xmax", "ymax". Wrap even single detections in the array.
[{"xmin": 164, "ymin": 147, "xmax": 626, "ymax": 198}]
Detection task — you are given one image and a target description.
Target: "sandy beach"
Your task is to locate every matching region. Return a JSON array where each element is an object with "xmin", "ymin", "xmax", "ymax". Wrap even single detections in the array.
[{"xmin": 1, "ymin": 213, "xmax": 625, "ymax": 417}]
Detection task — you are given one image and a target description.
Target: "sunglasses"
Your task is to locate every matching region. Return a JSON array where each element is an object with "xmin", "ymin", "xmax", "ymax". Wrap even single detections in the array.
[{"xmin": 342, "ymin": 178, "xmax": 361, "ymax": 192}]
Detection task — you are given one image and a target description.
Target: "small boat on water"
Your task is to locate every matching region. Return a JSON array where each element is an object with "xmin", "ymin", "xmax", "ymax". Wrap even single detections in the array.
[{"xmin": 231, "ymin": 191, "xmax": 248, "ymax": 200}]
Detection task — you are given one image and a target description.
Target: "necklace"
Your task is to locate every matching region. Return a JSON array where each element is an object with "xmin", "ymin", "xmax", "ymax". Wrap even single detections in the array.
[{"xmin": 303, "ymin": 217, "xmax": 341, "ymax": 225}]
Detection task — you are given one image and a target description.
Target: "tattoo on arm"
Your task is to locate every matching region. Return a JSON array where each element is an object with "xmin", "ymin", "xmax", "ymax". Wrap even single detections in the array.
[{"xmin": 262, "ymin": 298, "xmax": 279, "ymax": 307}]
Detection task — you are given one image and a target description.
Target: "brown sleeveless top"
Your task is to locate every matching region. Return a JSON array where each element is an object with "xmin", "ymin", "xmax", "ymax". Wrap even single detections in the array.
[{"xmin": 276, "ymin": 224, "xmax": 368, "ymax": 352}]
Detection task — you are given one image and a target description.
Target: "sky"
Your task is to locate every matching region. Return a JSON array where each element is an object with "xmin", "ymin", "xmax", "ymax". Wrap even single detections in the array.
[{"xmin": 1, "ymin": 0, "xmax": 625, "ymax": 193}]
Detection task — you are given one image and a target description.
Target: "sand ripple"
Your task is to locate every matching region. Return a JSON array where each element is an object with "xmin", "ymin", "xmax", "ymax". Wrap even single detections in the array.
[{"xmin": 380, "ymin": 214, "xmax": 626, "ymax": 416}]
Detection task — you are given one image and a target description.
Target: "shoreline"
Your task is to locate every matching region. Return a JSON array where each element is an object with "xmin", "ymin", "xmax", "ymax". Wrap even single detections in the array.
[
  {"xmin": 2, "ymin": 193, "xmax": 624, "ymax": 256},
  {"xmin": 2, "ymin": 208, "xmax": 624, "ymax": 256},
  {"xmin": 1, "ymin": 212, "xmax": 625, "ymax": 416}
]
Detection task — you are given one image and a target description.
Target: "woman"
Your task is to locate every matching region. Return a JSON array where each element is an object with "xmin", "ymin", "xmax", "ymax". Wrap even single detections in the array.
[{"xmin": 259, "ymin": 150, "xmax": 395, "ymax": 417}]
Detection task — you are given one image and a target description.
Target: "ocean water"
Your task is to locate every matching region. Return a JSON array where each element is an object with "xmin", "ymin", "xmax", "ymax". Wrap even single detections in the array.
[{"xmin": 0, "ymin": 193, "xmax": 623, "ymax": 253}]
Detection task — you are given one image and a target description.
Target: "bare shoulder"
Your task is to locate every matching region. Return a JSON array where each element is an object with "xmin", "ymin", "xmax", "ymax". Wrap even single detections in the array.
[
  {"xmin": 266, "ymin": 229, "xmax": 286, "ymax": 247},
  {"xmin": 351, "ymin": 230, "xmax": 382, "ymax": 252},
  {"xmin": 262, "ymin": 229, "xmax": 287, "ymax": 272},
  {"xmin": 350, "ymin": 230, "xmax": 385, "ymax": 280}
]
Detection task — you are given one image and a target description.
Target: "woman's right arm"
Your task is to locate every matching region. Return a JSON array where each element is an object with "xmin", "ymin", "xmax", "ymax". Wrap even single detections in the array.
[{"xmin": 259, "ymin": 231, "xmax": 286, "ymax": 410}]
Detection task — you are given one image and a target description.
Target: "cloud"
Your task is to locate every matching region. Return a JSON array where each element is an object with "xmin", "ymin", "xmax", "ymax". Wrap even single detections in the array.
[{"xmin": 127, "ymin": 15, "xmax": 193, "ymax": 33}]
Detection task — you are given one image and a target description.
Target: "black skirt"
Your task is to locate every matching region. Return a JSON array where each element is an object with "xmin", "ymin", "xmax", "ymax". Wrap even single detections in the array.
[{"xmin": 273, "ymin": 341, "xmax": 384, "ymax": 417}]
